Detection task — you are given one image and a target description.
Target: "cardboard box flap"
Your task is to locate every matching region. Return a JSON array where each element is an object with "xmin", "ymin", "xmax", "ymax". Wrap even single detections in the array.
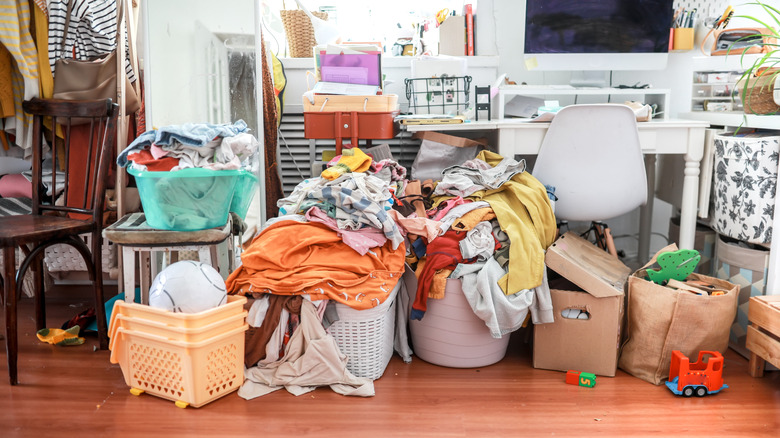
[{"xmin": 545, "ymin": 232, "xmax": 631, "ymax": 298}]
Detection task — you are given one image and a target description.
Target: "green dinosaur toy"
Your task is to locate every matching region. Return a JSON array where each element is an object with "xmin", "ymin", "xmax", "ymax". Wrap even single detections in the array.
[{"xmin": 646, "ymin": 249, "xmax": 701, "ymax": 285}]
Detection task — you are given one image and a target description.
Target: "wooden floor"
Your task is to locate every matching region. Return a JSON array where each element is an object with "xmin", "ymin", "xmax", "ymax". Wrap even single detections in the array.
[{"xmin": 1, "ymin": 285, "xmax": 779, "ymax": 437}]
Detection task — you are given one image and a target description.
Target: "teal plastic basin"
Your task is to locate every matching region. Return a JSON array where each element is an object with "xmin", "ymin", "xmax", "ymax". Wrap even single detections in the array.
[{"xmin": 129, "ymin": 167, "xmax": 257, "ymax": 231}]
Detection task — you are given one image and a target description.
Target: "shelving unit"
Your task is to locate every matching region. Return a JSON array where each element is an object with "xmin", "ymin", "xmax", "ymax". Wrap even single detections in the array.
[
  {"xmin": 497, "ymin": 86, "xmax": 671, "ymax": 119},
  {"xmin": 681, "ymin": 55, "xmax": 780, "ymax": 129}
]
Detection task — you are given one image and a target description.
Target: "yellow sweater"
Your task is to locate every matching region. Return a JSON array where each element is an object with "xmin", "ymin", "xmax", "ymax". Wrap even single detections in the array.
[{"xmin": 442, "ymin": 150, "xmax": 557, "ymax": 294}]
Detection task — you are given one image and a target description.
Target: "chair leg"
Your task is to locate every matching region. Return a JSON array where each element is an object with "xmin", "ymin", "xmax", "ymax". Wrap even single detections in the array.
[
  {"xmin": 4, "ymin": 246, "xmax": 19, "ymax": 385},
  {"xmin": 92, "ymin": 235, "xmax": 108, "ymax": 350},
  {"xmin": 33, "ymin": 253, "xmax": 45, "ymax": 332}
]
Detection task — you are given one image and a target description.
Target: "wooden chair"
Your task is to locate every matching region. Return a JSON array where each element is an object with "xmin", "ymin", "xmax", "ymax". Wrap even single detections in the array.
[{"xmin": 0, "ymin": 98, "xmax": 118, "ymax": 385}]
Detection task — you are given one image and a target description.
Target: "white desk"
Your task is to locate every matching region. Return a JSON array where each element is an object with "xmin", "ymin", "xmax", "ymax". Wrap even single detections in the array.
[{"xmin": 406, "ymin": 118, "xmax": 709, "ymax": 260}]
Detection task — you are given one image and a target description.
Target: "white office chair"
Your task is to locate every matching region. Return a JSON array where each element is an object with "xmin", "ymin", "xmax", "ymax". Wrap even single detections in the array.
[{"xmin": 532, "ymin": 103, "xmax": 647, "ymax": 226}]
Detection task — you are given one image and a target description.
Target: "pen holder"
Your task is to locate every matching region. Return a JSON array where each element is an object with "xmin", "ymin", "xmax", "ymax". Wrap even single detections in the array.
[{"xmin": 673, "ymin": 28, "xmax": 695, "ymax": 51}]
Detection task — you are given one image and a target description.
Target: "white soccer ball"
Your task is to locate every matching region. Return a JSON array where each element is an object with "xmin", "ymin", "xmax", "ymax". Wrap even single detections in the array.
[{"xmin": 149, "ymin": 261, "xmax": 227, "ymax": 313}]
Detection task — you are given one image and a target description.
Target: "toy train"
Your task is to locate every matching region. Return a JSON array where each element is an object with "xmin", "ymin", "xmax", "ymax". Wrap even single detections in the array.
[{"xmin": 665, "ymin": 350, "xmax": 728, "ymax": 396}]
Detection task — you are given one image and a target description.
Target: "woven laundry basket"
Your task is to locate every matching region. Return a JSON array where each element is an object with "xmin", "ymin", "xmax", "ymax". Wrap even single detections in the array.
[
  {"xmin": 738, "ymin": 73, "xmax": 780, "ymax": 115},
  {"xmin": 326, "ymin": 278, "xmax": 400, "ymax": 380},
  {"xmin": 280, "ymin": 9, "xmax": 328, "ymax": 58}
]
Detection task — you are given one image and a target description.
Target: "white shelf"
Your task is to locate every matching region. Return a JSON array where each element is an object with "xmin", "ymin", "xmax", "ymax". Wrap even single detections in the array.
[
  {"xmin": 681, "ymin": 112, "xmax": 780, "ymax": 130},
  {"xmin": 497, "ymin": 86, "xmax": 671, "ymax": 119}
]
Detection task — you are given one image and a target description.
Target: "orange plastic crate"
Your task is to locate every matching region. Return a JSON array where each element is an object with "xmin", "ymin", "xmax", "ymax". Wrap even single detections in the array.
[
  {"xmin": 109, "ymin": 295, "xmax": 247, "ymax": 330},
  {"xmin": 110, "ymin": 324, "xmax": 247, "ymax": 408},
  {"xmin": 303, "ymin": 110, "xmax": 400, "ymax": 154}
]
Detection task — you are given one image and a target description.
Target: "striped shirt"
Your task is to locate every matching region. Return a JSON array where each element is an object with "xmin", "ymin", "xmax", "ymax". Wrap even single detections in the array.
[{"xmin": 47, "ymin": 0, "xmax": 136, "ymax": 82}]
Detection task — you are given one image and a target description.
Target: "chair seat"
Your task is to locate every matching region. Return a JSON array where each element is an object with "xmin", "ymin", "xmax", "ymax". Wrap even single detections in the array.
[
  {"xmin": 103, "ymin": 212, "xmax": 231, "ymax": 246},
  {"xmin": 0, "ymin": 215, "xmax": 95, "ymax": 246}
]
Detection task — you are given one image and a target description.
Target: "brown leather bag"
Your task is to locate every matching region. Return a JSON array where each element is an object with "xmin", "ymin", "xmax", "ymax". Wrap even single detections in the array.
[{"xmin": 53, "ymin": 0, "xmax": 140, "ymax": 120}]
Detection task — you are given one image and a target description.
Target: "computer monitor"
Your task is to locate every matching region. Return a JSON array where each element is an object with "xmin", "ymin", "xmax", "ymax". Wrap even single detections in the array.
[{"xmin": 523, "ymin": 0, "xmax": 674, "ymax": 85}]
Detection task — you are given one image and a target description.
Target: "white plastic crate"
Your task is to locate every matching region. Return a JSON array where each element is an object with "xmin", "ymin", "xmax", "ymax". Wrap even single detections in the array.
[{"xmin": 326, "ymin": 279, "xmax": 400, "ymax": 380}]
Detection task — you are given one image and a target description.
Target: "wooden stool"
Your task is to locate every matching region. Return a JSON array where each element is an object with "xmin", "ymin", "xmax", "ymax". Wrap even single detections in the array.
[
  {"xmin": 103, "ymin": 212, "xmax": 233, "ymax": 304},
  {"xmin": 746, "ymin": 295, "xmax": 780, "ymax": 377}
]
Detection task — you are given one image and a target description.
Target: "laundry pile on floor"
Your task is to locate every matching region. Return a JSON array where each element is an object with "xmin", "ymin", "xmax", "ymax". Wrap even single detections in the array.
[{"xmin": 226, "ymin": 144, "xmax": 556, "ymax": 398}]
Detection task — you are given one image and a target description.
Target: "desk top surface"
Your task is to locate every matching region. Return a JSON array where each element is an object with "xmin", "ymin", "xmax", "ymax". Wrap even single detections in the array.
[{"xmin": 403, "ymin": 118, "xmax": 710, "ymax": 132}]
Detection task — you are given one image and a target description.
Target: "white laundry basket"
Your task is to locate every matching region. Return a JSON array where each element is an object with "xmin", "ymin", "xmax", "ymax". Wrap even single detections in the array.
[{"xmin": 326, "ymin": 279, "xmax": 400, "ymax": 380}]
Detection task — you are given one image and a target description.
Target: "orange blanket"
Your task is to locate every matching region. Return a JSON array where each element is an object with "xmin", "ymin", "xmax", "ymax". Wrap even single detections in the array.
[{"xmin": 227, "ymin": 220, "xmax": 405, "ymax": 310}]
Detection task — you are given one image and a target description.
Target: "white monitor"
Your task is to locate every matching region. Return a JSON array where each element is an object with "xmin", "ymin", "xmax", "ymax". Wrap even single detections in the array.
[{"xmin": 523, "ymin": 0, "xmax": 674, "ymax": 83}]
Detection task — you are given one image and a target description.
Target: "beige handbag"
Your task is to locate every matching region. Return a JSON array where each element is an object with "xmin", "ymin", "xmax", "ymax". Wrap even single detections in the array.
[{"xmin": 53, "ymin": 0, "xmax": 140, "ymax": 120}]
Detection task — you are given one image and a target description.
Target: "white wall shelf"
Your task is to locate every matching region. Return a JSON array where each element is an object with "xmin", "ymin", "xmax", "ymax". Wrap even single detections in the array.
[
  {"xmin": 680, "ymin": 111, "xmax": 780, "ymax": 130},
  {"xmin": 497, "ymin": 86, "xmax": 671, "ymax": 119}
]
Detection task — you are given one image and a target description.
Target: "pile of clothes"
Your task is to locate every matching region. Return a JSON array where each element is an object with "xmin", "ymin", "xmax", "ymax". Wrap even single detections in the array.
[{"xmin": 226, "ymin": 144, "xmax": 557, "ymax": 398}]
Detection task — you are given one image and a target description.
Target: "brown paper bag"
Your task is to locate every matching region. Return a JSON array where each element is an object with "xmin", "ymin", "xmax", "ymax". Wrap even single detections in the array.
[{"xmin": 618, "ymin": 244, "xmax": 738, "ymax": 385}]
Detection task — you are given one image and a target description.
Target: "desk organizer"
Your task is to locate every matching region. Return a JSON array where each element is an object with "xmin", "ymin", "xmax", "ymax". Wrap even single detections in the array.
[
  {"xmin": 108, "ymin": 295, "xmax": 248, "ymax": 408},
  {"xmin": 129, "ymin": 167, "xmax": 257, "ymax": 231}
]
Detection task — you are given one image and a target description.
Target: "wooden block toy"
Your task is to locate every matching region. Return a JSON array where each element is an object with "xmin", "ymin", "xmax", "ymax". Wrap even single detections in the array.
[{"xmin": 565, "ymin": 370, "xmax": 596, "ymax": 387}]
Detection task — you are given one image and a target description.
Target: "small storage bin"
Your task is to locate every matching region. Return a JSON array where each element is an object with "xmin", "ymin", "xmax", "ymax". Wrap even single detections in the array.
[
  {"xmin": 303, "ymin": 94, "xmax": 399, "ymax": 113},
  {"xmin": 409, "ymin": 278, "xmax": 510, "ymax": 368},
  {"xmin": 109, "ymin": 294, "xmax": 247, "ymax": 330},
  {"xmin": 711, "ymin": 130, "xmax": 780, "ymax": 245},
  {"xmin": 129, "ymin": 167, "xmax": 257, "ymax": 231},
  {"xmin": 110, "ymin": 324, "xmax": 247, "ymax": 408},
  {"xmin": 108, "ymin": 295, "xmax": 248, "ymax": 408},
  {"xmin": 326, "ymin": 280, "xmax": 400, "ymax": 380},
  {"xmin": 712, "ymin": 235, "xmax": 770, "ymax": 358}
]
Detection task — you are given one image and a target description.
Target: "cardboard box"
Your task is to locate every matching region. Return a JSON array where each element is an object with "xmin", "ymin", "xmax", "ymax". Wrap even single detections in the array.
[{"xmin": 533, "ymin": 232, "xmax": 631, "ymax": 377}]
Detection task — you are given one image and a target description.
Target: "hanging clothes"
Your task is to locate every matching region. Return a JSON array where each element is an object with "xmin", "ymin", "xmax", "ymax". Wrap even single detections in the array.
[
  {"xmin": 0, "ymin": 0, "xmax": 40, "ymax": 154},
  {"xmin": 260, "ymin": 31, "xmax": 284, "ymax": 219},
  {"xmin": 47, "ymin": 0, "xmax": 136, "ymax": 81}
]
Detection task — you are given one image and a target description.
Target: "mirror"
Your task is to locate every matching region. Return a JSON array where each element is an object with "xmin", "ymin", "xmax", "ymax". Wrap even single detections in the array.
[{"xmin": 141, "ymin": 0, "xmax": 260, "ymax": 134}]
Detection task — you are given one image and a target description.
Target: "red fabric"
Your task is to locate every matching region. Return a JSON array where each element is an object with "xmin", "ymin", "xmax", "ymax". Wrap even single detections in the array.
[
  {"xmin": 126, "ymin": 149, "xmax": 178, "ymax": 171},
  {"xmin": 412, "ymin": 230, "xmax": 468, "ymax": 319}
]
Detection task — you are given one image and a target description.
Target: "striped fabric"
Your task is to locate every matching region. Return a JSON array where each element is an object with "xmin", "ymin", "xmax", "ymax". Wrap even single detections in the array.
[
  {"xmin": 0, "ymin": 0, "xmax": 39, "ymax": 154},
  {"xmin": 47, "ymin": 0, "xmax": 136, "ymax": 82},
  {"xmin": 0, "ymin": 197, "xmax": 32, "ymax": 216}
]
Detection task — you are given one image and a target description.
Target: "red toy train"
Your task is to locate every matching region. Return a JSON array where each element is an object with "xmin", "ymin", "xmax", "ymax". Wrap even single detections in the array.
[{"xmin": 665, "ymin": 350, "xmax": 728, "ymax": 396}]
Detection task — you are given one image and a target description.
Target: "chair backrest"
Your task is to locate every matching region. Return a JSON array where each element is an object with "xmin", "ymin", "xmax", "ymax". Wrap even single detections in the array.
[
  {"xmin": 22, "ymin": 98, "xmax": 119, "ymax": 225},
  {"xmin": 531, "ymin": 104, "xmax": 647, "ymax": 222}
]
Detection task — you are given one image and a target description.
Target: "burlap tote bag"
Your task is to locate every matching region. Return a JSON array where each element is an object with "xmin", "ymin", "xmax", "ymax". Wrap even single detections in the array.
[{"xmin": 618, "ymin": 243, "xmax": 738, "ymax": 385}]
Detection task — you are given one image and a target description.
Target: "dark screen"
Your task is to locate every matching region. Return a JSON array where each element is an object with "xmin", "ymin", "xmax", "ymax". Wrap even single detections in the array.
[{"xmin": 524, "ymin": 0, "xmax": 674, "ymax": 54}]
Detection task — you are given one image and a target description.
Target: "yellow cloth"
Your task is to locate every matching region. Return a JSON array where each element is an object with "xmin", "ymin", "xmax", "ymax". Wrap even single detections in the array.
[
  {"xmin": 435, "ymin": 151, "xmax": 556, "ymax": 294},
  {"xmin": 321, "ymin": 147, "xmax": 372, "ymax": 180},
  {"xmin": 429, "ymin": 268, "xmax": 453, "ymax": 299},
  {"xmin": 475, "ymin": 150, "xmax": 556, "ymax": 293},
  {"xmin": 36, "ymin": 326, "xmax": 85, "ymax": 346},
  {"xmin": 451, "ymin": 207, "xmax": 496, "ymax": 232},
  {"xmin": 0, "ymin": 1, "xmax": 39, "ymax": 154},
  {"xmin": 32, "ymin": 4, "xmax": 53, "ymax": 99}
]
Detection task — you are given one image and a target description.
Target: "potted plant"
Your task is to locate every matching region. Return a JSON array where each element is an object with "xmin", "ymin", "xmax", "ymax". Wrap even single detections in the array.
[{"xmin": 734, "ymin": 1, "xmax": 780, "ymax": 114}]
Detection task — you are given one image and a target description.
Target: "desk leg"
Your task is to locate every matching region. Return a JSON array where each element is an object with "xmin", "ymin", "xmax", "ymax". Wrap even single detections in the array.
[
  {"xmin": 638, "ymin": 154, "xmax": 656, "ymax": 263},
  {"xmin": 679, "ymin": 152, "xmax": 702, "ymax": 250}
]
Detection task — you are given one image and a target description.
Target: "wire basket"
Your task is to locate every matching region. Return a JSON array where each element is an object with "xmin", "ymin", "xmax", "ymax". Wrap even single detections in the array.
[
  {"xmin": 280, "ymin": 9, "xmax": 328, "ymax": 58},
  {"xmin": 405, "ymin": 75, "xmax": 472, "ymax": 115},
  {"xmin": 326, "ymin": 278, "xmax": 400, "ymax": 380}
]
